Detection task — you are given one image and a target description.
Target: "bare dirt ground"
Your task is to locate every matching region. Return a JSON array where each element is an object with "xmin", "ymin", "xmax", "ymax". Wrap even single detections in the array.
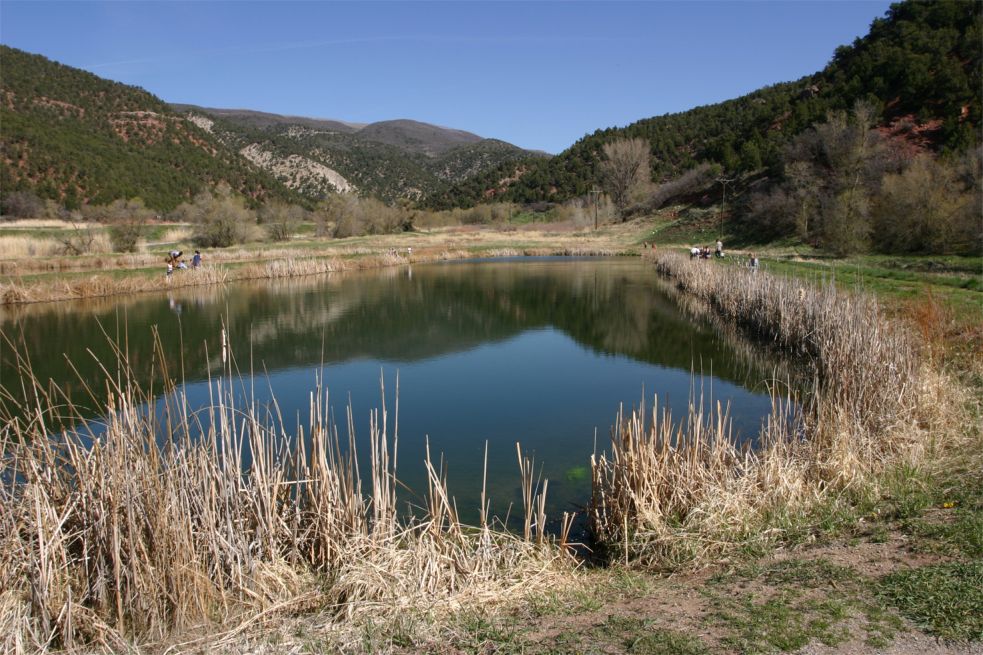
[{"xmin": 505, "ymin": 526, "xmax": 980, "ymax": 655}]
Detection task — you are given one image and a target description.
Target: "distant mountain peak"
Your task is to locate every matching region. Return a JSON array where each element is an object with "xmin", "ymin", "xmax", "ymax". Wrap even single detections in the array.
[{"xmin": 172, "ymin": 105, "xmax": 544, "ymax": 202}]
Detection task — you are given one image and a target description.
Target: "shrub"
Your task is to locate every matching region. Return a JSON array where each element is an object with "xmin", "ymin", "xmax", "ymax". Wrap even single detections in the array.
[
  {"xmin": 107, "ymin": 222, "xmax": 145, "ymax": 253},
  {"xmin": 258, "ymin": 202, "xmax": 306, "ymax": 242},
  {"xmin": 1, "ymin": 191, "xmax": 44, "ymax": 218},
  {"xmin": 101, "ymin": 198, "xmax": 152, "ymax": 253},
  {"xmin": 183, "ymin": 185, "xmax": 256, "ymax": 248},
  {"xmin": 55, "ymin": 223, "xmax": 101, "ymax": 255},
  {"xmin": 872, "ymin": 154, "xmax": 982, "ymax": 255}
]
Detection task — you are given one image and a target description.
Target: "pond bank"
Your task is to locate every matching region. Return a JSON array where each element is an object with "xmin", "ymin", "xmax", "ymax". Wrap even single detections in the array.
[
  {"xmin": 0, "ymin": 244, "xmax": 631, "ymax": 306},
  {"xmin": 1, "ymin": 250, "xmax": 977, "ymax": 654}
]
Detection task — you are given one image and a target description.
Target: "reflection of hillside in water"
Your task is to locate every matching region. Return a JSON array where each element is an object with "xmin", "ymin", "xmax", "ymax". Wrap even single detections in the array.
[{"xmin": 0, "ymin": 259, "xmax": 772, "ymax": 414}]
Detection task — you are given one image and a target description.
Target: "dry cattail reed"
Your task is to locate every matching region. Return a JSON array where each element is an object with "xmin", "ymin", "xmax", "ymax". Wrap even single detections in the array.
[
  {"xmin": 0, "ymin": 335, "xmax": 571, "ymax": 652},
  {"xmin": 589, "ymin": 252, "xmax": 943, "ymax": 569}
]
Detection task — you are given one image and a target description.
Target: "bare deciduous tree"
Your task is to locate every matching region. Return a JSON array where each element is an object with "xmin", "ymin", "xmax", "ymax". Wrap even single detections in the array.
[
  {"xmin": 258, "ymin": 202, "xmax": 307, "ymax": 242},
  {"xmin": 183, "ymin": 184, "xmax": 257, "ymax": 248},
  {"xmin": 1, "ymin": 191, "xmax": 44, "ymax": 219},
  {"xmin": 599, "ymin": 138, "xmax": 651, "ymax": 220},
  {"xmin": 101, "ymin": 198, "xmax": 153, "ymax": 252},
  {"xmin": 873, "ymin": 153, "xmax": 981, "ymax": 254},
  {"xmin": 56, "ymin": 222, "xmax": 98, "ymax": 255}
]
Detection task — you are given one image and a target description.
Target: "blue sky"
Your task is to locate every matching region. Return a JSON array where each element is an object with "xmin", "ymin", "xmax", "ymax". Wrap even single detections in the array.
[{"xmin": 1, "ymin": 1, "xmax": 892, "ymax": 153}]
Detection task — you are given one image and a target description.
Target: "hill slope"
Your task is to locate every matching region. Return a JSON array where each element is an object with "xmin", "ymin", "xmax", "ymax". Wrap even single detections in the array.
[
  {"xmin": 173, "ymin": 106, "xmax": 546, "ymax": 203},
  {"xmin": 168, "ymin": 105, "xmax": 364, "ymax": 133},
  {"xmin": 428, "ymin": 0, "xmax": 981, "ymax": 209},
  {"xmin": 0, "ymin": 46, "xmax": 542, "ymax": 211},
  {"xmin": 0, "ymin": 46, "xmax": 301, "ymax": 211},
  {"xmin": 356, "ymin": 119, "xmax": 483, "ymax": 156}
]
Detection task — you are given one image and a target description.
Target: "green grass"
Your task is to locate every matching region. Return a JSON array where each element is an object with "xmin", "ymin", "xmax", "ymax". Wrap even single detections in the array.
[
  {"xmin": 765, "ymin": 257, "xmax": 982, "ymax": 293},
  {"xmin": 640, "ymin": 207, "xmax": 725, "ymax": 246},
  {"xmin": 711, "ymin": 591, "xmax": 851, "ymax": 653},
  {"xmin": 902, "ymin": 462, "xmax": 983, "ymax": 559},
  {"xmin": 142, "ymin": 224, "xmax": 182, "ymax": 240},
  {"xmin": 626, "ymin": 629, "xmax": 709, "ymax": 655},
  {"xmin": 881, "ymin": 463, "xmax": 936, "ymax": 521},
  {"xmin": 878, "ymin": 561, "xmax": 983, "ymax": 641},
  {"xmin": 704, "ymin": 558, "xmax": 913, "ymax": 652},
  {"xmin": 758, "ymin": 559, "xmax": 856, "ymax": 588},
  {"xmin": 536, "ymin": 615, "xmax": 710, "ymax": 655}
]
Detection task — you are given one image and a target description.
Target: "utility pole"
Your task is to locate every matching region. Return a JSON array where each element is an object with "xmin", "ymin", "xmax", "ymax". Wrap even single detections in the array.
[
  {"xmin": 716, "ymin": 177, "xmax": 735, "ymax": 240},
  {"xmin": 588, "ymin": 187, "xmax": 601, "ymax": 230}
]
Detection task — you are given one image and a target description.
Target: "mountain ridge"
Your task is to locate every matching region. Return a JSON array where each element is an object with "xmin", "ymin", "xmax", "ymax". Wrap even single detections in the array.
[
  {"xmin": 2, "ymin": 0, "xmax": 977, "ymax": 214},
  {"xmin": 174, "ymin": 104, "xmax": 547, "ymax": 202}
]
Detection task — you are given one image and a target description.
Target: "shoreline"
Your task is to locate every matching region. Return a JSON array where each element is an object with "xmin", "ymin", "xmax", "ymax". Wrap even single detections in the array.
[
  {"xmin": 0, "ymin": 244, "xmax": 633, "ymax": 307},
  {"xmin": 1, "ymin": 243, "xmax": 979, "ymax": 654}
]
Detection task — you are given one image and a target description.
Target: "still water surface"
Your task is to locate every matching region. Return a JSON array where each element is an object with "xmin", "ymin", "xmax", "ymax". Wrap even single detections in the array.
[{"xmin": 0, "ymin": 258, "xmax": 776, "ymax": 526}]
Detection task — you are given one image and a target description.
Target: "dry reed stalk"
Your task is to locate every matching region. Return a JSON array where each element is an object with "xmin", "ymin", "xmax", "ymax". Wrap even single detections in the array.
[
  {"xmin": 589, "ymin": 253, "xmax": 945, "ymax": 569},
  {"xmin": 0, "ymin": 334, "xmax": 572, "ymax": 652},
  {"xmin": 516, "ymin": 444, "xmax": 551, "ymax": 545}
]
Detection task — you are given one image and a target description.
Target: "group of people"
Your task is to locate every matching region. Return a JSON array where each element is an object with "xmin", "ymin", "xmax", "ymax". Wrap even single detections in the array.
[
  {"xmin": 690, "ymin": 240, "xmax": 726, "ymax": 260},
  {"xmin": 687, "ymin": 240, "xmax": 759, "ymax": 271},
  {"xmin": 165, "ymin": 249, "xmax": 202, "ymax": 279}
]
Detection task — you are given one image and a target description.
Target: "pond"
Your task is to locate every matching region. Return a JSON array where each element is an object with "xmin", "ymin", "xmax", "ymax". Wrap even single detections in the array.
[{"xmin": 0, "ymin": 257, "xmax": 778, "ymax": 527}]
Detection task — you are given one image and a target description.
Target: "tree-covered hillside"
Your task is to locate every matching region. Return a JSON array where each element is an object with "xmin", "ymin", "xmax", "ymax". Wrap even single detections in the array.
[
  {"xmin": 0, "ymin": 46, "xmax": 301, "ymax": 211},
  {"xmin": 428, "ymin": 0, "xmax": 981, "ymax": 209},
  {"xmin": 178, "ymin": 107, "xmax": 546, "ymax": 203}
]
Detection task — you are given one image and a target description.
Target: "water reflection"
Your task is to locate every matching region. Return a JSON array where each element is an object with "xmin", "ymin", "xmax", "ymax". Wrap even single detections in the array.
[{"xmin": 1, "ymin": 258, "xmax": 780, "ymax": 524}]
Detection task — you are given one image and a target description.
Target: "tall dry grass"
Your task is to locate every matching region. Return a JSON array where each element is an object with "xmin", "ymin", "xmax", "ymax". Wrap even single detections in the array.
[
  {"xmin": 0, "ymin": 247, "xmax": 627, "ymax": 306},
  {"xmin": 0, "ymin": 220, "xmax": 81, "ymax": 229},
  {"xmin": 0, "ymin": 236, "xmax": 63, "ymax": 259},
  {"xmin": 0, "ymin": 339, "xmax": 572, "ymax": 653},
  {"xmin": 149, "ymin": 226, "xmax": 193, "ymax": 246},
  {"xmin": 589, "ymin": 252, "xmax": 949, "ymax": 568}
]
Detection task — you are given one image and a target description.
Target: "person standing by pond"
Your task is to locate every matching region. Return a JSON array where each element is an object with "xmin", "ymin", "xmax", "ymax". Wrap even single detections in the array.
[
  {"xmin": 192, "ymin": 250, "xmax": 202, "ymax": 269},
  {"xmin": 747, "ymin": 253, "xmax": 759, "ymax": 271},
  {"xmin": 715, "ymin": 239, "xmax": 724, "ymax": 257}
]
